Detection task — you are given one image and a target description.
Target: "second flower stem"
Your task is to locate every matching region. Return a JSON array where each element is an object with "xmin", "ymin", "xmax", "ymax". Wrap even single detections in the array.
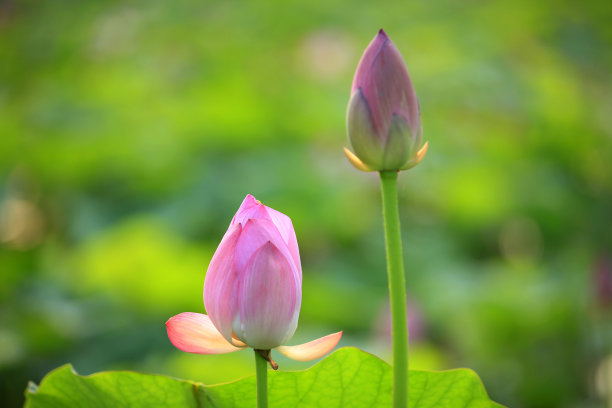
[
  {"xmin": 254, "ymin": 350, "xmax": 268, "ymax": 408},
  {"xmin": 380, "ymin": 170, "xmax": 409, "ymax": 408}
]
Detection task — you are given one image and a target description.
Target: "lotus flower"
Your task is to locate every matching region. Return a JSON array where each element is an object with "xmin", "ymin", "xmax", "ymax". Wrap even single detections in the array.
[
  {"xmin": 344, "ymin": 29, "xmax": 428, "ymax": 172},
  {"xmin": 166, "ymin": 195, "xmax": 342, "ymax": 368}
]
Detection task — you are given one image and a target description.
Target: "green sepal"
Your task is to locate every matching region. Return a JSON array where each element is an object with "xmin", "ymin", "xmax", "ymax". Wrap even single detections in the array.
[
  {"xmin": 383, "ymin": 113, "xmax": 411, "ymax": 170},
  {"xmin": 346, "ymin": 89, "xmax": 384, "ymax": 170}
]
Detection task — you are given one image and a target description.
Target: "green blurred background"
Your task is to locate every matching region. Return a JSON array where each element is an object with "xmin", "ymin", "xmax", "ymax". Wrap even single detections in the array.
[{"xmin": 1, "ymin": 0, "xmax": 612, "ymax": 406}]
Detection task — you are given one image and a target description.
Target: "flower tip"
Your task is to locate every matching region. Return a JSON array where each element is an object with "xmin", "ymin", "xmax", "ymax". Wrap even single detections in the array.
[
  {"xmin": 244, "ymin": 194, "xmax": 261, "ymax": 205},
  {"xmin": 378, "ymin": 28, "xmax": 388, "ymax": 38}
]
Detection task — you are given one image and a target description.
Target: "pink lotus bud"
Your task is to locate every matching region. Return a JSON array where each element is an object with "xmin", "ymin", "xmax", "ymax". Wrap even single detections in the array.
[
  {"xmin": 344, "ymin": 29, "xmax": 428, "ymax": 172},
  {"xmin": 204, "ymin": 195, "xmax": 302, "ymax": 349},
  {"xmin": 166, "ymin": 195, "xmax": 341, "ymax": 365}
]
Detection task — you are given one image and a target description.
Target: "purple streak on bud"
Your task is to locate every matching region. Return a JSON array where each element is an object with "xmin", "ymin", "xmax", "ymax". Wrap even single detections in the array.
[{"xmin": 351, "ymin": 29, "xmax": 420, "ymax": 138}]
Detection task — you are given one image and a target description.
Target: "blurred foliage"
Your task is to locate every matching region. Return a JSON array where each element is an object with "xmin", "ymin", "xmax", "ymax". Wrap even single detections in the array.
[{"xmin": 1, "ymin": 0, "xmax": 611, "ymax": 407}]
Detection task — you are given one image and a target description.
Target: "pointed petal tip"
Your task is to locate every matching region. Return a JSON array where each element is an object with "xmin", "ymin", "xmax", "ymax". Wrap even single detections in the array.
[
  {"xmin": 344, "ymin": 147, "xmax": 375, "ymax": 172},
  {"xmin": 400, "ymin": 141, "xmax": 429, "ymax": 170},
  {"xmin": 275, "ymin": 331, "xmax": 343, "ymax": 362},
  {"xmin": 378, "ymin": 28, "xmax": 388, "ymax": 38},
  {"xmin": 232, "ymin": 195, "xmax": 261, "ymax": 226},
  {"xmin": 415, "ymin": 141, "xmax": 429, "ymax": 162},
  {"xmin": 242, "ymin": 194, "xmax": 261, "ymax": 207}
]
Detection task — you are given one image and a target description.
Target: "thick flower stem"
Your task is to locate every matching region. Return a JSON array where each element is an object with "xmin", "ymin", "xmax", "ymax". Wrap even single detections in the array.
[
  {"xmin": 254, "ymin": 349, "xmax": 268, "ymax": 408},
  {"xmin": 379, "ymin": 170, "xmax": 409, "ymax": 408}
]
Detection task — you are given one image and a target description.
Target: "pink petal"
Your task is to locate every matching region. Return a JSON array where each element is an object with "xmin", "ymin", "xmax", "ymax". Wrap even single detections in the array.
[
  {"xmin": 235, "ymin": 242, "xmax": 301, "ymax": 349},
  {"xmin": 230, "ymin": 196, "xmax": 302, "ymax": 280},
  {"xmin": 275, "ymin": 331, "xmax": 343, "ymax": 361},
  {"xmin": 234, "ymin": 218, "xmax": 298, "ymax": 280},
  {"xmin": 166, "ymin": 312, "xmax": 245, "ymax": 354},
  {"xmin": 203, "ymin": 223, "xmax": 242, "ymax": 345},
  {"xmin": 264, "ymin": 206, "xmax": 302, "ymax": 279}
]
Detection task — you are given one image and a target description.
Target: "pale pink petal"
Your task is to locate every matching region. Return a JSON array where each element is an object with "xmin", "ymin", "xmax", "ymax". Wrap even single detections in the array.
[
  {"xmin": 166, "ymin": 313, "xmax": 245, "ymax": 354},
  {"xmin": 203, "ymin": 223, "xmax": 242, "ymax": 345},
  {"xmin": 264, "ymin": 206, "xmax": 302, "ymax": 278},
  {"xmin": 234, "ymin": 242, "xmax": 301, "ymax": 349},
  {"xmin": 275, "ymin": 331, "xmax": 343, "ymax": 361}
]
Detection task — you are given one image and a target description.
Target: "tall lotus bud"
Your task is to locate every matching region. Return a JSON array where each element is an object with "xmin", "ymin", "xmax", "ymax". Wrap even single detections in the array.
[{"xmin": 345, "ymin": 29, "xmax": 428, "ymax": 172}]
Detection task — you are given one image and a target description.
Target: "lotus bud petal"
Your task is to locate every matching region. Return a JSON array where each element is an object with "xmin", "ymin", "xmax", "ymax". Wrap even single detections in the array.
[
  {"xmin": 275, "ymin": 331, "xmax": 343, "ymax": 361},
  {"xmin": 166, "ymin": 312, "xmax": 245, "ymax": 354},
  {"xmin": 204, "ymin": 196, "xmax": 301, "ymax": 349},
  {"xmin": 167, "ymin": 195, "xmax": 342, "ymax": 364},
  {"xmin": 345, "ymin": 29, "xmax": 427, "ymax": 172}
]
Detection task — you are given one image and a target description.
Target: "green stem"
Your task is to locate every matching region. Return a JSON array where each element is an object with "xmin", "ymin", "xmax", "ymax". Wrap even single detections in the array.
[
  {"xmin": 380, "ymin": 170, "xmax": 409, "ymax": 408},
  {"xmin": 254, "ymin": 350, "xmax": 268, "ymax": 408}
]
